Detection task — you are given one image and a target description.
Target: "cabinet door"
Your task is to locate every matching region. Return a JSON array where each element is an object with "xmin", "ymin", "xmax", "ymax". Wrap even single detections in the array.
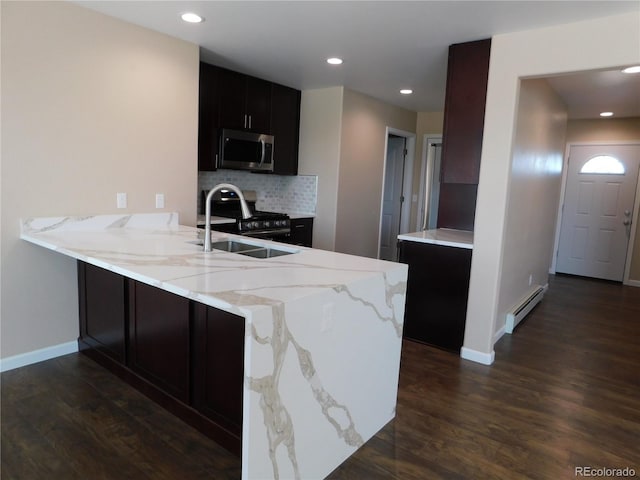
[
  {"xmin": 289, "ymin": 218, "xmax": 313, "ymax": 247},
  {"xmin": 78, "ymin": 262, "xmax": 126, "ymax": 364},
  {"xmin": 440, "ymin": 39, "xmax": 491, "ymax": 185},
  {"xmin": 129, "ymin": 281, "xmax": 191, "ymax": 403},
  {"xmin": 193, "ymin": 304, "xmax": 245, "ymax": 435},
  {"xmin": 436, "ymin": 183, "xmax": 478, "ymax": 231},
  {"xmin": 218, "ymin": 68, "xmax": 248, "ymax": 130},
  {"xmin": 198, "ymin": 62, "xmax": 220, "ymax": 171},
  {"xmin": 270, "ymin": 83, "xmax": 301, "ymax": 175},
  {"xmin": 245, "ymin": 76, "xmax": 271, "ymax": 133},
  {"xmin": 399, "ymin": 241, "xmax": 472, "ymax": 352}
]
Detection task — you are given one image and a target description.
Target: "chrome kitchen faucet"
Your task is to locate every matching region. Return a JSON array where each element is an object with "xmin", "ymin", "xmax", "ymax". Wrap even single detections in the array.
[{"xmin": 203, "ymin": 183, "xmax": 252, "ymax": 252}]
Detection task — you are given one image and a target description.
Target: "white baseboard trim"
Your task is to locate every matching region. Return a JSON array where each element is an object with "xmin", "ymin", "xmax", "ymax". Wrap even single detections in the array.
[
  {"xmin": 0, "ymin": 341, "xmax": 78, "ymax": 373},
  {"xmin": 624, "ymin": 279, "xmax": 640, "ymax": 287},
  {"xmin": 493, "ymin": 325, "xmax": 506, "ymax": 345},
  {"xmin": 460, "ymin": 347, "xmax": 495, "ymax": 365}
]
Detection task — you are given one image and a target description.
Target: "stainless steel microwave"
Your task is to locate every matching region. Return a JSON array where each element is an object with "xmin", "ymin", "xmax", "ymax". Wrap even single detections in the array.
[{"xmin": 219, "ymin": 129, "xmax": 274, "ymax": 172}]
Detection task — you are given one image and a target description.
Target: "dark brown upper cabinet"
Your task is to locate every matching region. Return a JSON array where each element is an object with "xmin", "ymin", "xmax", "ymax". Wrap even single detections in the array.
[
  {"xmin": 218, "ymin": 67, "xmax": 271, "ymax": 133},
  {"xmin": 198, "ymin": 62, "xmax": 301, "ymax": 174},
  {"xmin": 198, "ymin": 62, "xmax": 220, "ymax": 171},
  {"xmin": 270, "ymin": 83, "xmax": 301, "ymax": 175},
  {"xmin": 440, "ymin": 38, "xmax": 491, "ymax": 185}
]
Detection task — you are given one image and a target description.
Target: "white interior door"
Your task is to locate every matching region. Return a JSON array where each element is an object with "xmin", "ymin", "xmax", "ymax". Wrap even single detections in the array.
[
  {"xmin": 379, "ymin": 136, "xmax": 406, "ymax": 261},
  {"xmin": 556, "ymin": 144, "xmax": 640, "ymax": 281}
]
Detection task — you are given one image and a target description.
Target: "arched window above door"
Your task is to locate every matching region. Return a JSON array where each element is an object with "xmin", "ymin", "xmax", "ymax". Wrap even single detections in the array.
[{"xmin": 580, "ymin": 155, "xmax": 625, "ymax": 174}]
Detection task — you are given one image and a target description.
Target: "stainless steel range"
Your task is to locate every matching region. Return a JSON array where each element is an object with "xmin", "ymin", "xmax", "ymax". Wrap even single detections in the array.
[{"xmin": 201, "ymin": 189, "xmax": 291, "ymax": 242}]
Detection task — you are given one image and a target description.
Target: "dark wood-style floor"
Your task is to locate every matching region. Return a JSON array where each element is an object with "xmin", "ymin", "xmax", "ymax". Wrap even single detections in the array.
[{"xmin": 2, "ymin": 274, "xmax": 639, "ymax": 479}]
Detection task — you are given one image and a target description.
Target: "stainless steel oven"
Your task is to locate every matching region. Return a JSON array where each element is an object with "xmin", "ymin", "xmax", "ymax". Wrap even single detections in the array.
[{"xmin": 200, "ymin": 190, "xmax": 290, "ymax": 242}]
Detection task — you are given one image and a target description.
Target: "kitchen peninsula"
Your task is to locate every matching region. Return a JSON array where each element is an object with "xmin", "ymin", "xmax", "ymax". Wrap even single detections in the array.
[{"xmin": 21, "ymin": 213, "xmax": 407, "ymax": 480}]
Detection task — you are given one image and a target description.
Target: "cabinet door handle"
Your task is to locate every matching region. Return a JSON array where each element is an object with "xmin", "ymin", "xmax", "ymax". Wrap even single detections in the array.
[
  {"xmin": 243, "ymin": 114, "xmax": 247, "ymax": 129},
  {"xmin": 248, "ymin": 115, "xmax": 252, "ymax": 130},
  {"xmin": 294, "ymin": 224, "xmax": 305, "ymax": 228}
]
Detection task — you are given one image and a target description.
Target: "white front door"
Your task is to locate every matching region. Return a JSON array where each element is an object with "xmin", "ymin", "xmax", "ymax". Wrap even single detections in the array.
[
  {"xmin": 379, "ymin": 136, "xmax": 406, "ymax": 261},
  {"xmin": 556, "ymin": 144, "xmax": 640, "ymax": 281}
]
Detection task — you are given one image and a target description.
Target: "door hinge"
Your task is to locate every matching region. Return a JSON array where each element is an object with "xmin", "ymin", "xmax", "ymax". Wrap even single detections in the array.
[
  {"xmin": 400, "ymin": 195, "xmax": 405, "ymax": 203},
  {"xmin": 403, "ymin": 148, "xmax": 408, "ymax": 156}
]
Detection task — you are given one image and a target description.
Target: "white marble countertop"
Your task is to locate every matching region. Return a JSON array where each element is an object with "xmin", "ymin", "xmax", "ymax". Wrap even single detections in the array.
[
  {"xmin": 286, "ymin": 212, "xmax": 315, "ymax": 219},
  {"xmin": 195, "ymin": 214, "xmax": 237, "ymax": 226},
  {"xmin": 20, "ymin": 212, "xmax": 406, "ymax": 480},
  {"xmin": 22, "ymin": 214, "xmax": 402, "ymax": 314},
  {"xmin": 398, "ymin": 228, "xmax": 474, "ymax": 249}
]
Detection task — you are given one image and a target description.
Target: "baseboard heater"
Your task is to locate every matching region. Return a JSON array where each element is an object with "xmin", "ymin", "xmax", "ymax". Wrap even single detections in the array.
[{"xmin": 505, "ymin": 285, "xmax": 546, "ymax": 334}]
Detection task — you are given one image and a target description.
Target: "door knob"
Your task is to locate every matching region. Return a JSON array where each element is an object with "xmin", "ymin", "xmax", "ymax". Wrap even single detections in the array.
[
  {"xmin": 624, "ymin": 209, "xmax": 631, "ymax": 216},
  {"xmin": 623, "ymin": 219, "xmax": 631, "ymax": 226}
]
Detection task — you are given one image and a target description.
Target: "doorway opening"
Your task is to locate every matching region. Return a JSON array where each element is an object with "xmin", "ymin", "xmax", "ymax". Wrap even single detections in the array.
[
  {"xmin": 378, "ymin": 128, "xmax": 415, "ymax": 261},
  {"xmin": 417, "ymin": 136, "xmax": 443, "ymax": 230}
]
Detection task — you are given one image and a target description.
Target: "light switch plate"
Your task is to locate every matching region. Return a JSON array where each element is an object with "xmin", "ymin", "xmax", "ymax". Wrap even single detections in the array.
[
  {"xmin": 116, "ymin": 192, "xmax": 127, "ymax": 209},
  {"xmin": 155, "ymin": 193, "xmax": 165, "ymax": 209}
]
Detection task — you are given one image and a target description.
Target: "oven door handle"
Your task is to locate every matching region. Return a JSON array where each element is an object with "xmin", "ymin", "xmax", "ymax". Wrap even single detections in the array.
[{"xmin": 240, "ymin": 228, "xmax": 290, "ymax": 238}]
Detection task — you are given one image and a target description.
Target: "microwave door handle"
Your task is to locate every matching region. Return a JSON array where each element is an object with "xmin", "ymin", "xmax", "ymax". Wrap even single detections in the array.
[{"xmin": 260, "ymin": 139, "xmax": 266, "ymax": 165}]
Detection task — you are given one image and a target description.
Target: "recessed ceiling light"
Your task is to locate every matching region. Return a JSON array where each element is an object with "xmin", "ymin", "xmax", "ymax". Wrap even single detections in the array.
[
  {"xmin": 400, "ymin": 89, "xmax": 413, "ymax": 95},
  {"xmin": 327, "ymin": 57, "xmax": 343, "ymax": 65},
  {"xmin": 181, "ymin": 12, "xmax": 204, "ymax": 23},
  {"xmin": 600, "ymin": 111, "xmax": 614, "ymax": 117},
  {"xmin": 622, "ymin": 65, "xmax": 640, "ymax": 74}
]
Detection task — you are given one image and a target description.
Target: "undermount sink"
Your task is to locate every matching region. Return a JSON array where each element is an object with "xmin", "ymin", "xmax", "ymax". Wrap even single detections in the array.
[
  {"xmin": 210, "ymin": 240, "xmax": 263, "ymax": 253},
  {"xmin": 193, "ymin": 238, "xmax": 298, "ymax": 258},
  {"xmin": 238, "ymin": 247, "xmax": 295, "ymax": 258}
]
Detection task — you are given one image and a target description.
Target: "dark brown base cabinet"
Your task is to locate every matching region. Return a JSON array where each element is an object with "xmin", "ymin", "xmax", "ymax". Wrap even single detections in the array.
[
  {"xmin": 399, "ymin": 241, "xmax": 472, "ymax": 352},
  {"xmin": 129, "ymin": 282, "xmax": 191, "ymax": 403},
  {"xmin": 78, "ymin": 263, "xmax": 127, "ymax": 363},
  {"xmin": 289, "ymin": 217, "xmax": 313, "ymax": 247},
  {"xmin": 77, "ymin": 261, "xmax": 244, "ymax": 455}
]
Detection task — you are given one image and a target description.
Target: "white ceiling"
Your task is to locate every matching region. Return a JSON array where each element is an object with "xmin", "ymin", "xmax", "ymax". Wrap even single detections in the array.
[{"xmin": 76, "ymin": 1, "xmax": 640, "ymax": 118}]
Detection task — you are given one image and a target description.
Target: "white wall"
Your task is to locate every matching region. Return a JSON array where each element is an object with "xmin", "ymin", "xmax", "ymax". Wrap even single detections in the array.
[
  {"xmin": 335, "ymin": 89, "xmax": 416, "ymax": 258},
  {"xmin": 298, "ymin": 87, "xmax": 344, "ymax": 251},
  {"xmin": 463, "ymin": 12, "xmax": 640, "ymax": 363},
  {"xmin": 495, "ymin": 79, "xmax": 567, "ymax": 338},
  {"xmin": 298, "ymin": 87, "xmax": 416, "ymax": 257},
  {"xmin": 1, "ymin": 2, "xmax": 199, "ymax": 360}
]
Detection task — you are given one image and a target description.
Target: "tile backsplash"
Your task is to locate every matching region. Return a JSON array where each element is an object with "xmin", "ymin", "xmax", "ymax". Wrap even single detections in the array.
[{"xmin": 198, "ymin": 171, "xmax": 317, "ymax": 216}]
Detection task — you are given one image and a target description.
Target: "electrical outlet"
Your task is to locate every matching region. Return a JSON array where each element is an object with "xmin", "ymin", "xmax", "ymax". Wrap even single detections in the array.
[
  {"xmin": 116, "ymin": 192, "xmax": 127, "ymax": 209},
  {"xmin": 529, "ymin": 274, "xmax": 533, "ymax": 286},
  {"xmin": 155, "ymin": 193, "xmax": 165, "ymax": 209}
]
